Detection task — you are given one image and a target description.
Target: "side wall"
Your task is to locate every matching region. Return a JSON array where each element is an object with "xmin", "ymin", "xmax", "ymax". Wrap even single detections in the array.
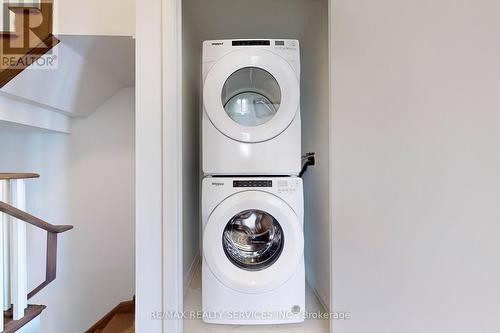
[
  {"xmin": 182, "ymin": 4, "xmax": 201, "ymax": 291},
  {"xmin": 0, "ymin": 88, "xmax": 135, "ymax": 333},
  {"xmin": 332, "ymin": 1, "xmax": 500, "ymax": 332}
]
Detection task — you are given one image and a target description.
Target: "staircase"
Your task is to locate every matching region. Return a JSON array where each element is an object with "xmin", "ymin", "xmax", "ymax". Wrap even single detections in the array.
[
  {"xmin": 86, "ymin": 298, "xmax": 135, "ymax": 333},
  {"xmin": 0, "ymin": 173, "xmax": 73, "ymax": 332},
  {"xmin": 0, "ymin": 0, "xmax": 59, "ymax": 88}
]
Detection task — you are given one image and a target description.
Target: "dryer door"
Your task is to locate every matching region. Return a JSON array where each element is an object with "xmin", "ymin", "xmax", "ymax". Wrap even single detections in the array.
[
  {"xmin": 203, "ymin": 191, "xmax": 303, "ymax": 294},
  {"xmin": 203, "ymin": 49, "xmax": 300, "ymax": 143}
]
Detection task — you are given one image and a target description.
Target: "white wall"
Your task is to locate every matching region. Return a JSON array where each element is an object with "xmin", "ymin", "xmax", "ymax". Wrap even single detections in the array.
[
  {"xmin": 2, "ymin": 36, "xmax": 135, "ymax": 118},
  {"xmin": 182, "ymin": 0, "xmax": 331, "ymax": 307},
  {"xmin": 296, "ymin": 1, "xmax": 330, "ymax": 309},
  {"xmin": 53, "ymin": 0, "xmax": 135, "ymax": 36},
  {"xmin": 0, "ymin": 87, "xmax": 135, "ymax": 332},
  {"xmin": 182, "ymin": 6, "xmax": 201, "ymax": 290},
  {"xmin": 331, "ymin": 1, "xmax": 500, "ymax": 332}
]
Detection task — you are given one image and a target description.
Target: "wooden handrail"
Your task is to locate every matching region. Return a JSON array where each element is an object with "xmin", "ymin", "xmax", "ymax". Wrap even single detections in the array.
[
  {"xmin": 0, "ymin": 173, "xmax": 40, "ymax": 180},
  {"xmin": 0, "ymin": 200, "xmax": 73, "ymax": 299},
  {"xmin": 28, "ymin": 232, "xmax": 58, "ymax": 299},
  {"xmin": 0, "ymin": 201, "xmax": 73, "ymax": 233}
]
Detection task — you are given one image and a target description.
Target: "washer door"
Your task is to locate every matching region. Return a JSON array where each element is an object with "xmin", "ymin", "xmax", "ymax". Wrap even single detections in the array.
[
  {"xmin": 203, "ymin": 191, "xmax": 303, "ymax": 294},
  {"xmin": 203, "ymin": 49, "xmax": 300, "ymax": 143}
]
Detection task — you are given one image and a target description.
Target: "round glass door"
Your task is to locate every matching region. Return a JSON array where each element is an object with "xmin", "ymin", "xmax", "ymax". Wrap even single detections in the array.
[
  {"xmin": 221, "ymin": 67, "xmax": 281, "ymax": 127},
  {"xmin": 203, "ymin": 190, "xmax": 303, "ymax": 293},
  {"xmin": 222, "ymin": 209, "xmax": 284, "ymax": 271}
]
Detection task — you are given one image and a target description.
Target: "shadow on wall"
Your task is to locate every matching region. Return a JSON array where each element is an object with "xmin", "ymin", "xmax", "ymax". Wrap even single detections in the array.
[{"xmin": 0, "ymin": 87, "xmax": 135, "ymax": 333}]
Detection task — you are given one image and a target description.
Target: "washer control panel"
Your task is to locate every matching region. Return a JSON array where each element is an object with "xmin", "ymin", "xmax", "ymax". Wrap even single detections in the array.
[
  {"xmin": 277, "ymin": 178, "xmax": 300, "ymax": 193},
  {"xmin": 232, "ymin": 40, "xmax": 270, "ymax": 46},
  {"xmin": 233, "ymin": 180, "xmax": 272, "ymax": 188}
]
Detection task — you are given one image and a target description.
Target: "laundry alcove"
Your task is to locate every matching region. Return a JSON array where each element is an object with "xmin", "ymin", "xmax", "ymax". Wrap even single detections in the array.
[{"xmin": 180, "ymin": 0, "xmax": 331, "ymax": 332}]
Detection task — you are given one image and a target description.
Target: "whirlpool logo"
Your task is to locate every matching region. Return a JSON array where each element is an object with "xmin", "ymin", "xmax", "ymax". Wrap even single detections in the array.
[{"xmin": 211, "ymin": 182, "xmax": 225, "ymax": 187}]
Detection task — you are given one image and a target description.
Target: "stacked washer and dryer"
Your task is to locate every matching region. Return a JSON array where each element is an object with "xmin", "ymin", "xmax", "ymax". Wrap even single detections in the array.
[{"xmin": 201, "ymin": 39, "xmax": 305, "ymax": 325}]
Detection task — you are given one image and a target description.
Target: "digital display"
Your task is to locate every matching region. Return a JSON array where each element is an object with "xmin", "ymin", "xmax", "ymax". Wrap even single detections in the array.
[
  {"xmin": 232, "ymin": 40, "xmax": 270, "ymax": 46},
  {"xmin": 233, "ymin": 180, "xmax": 272, "ymax": 188}
]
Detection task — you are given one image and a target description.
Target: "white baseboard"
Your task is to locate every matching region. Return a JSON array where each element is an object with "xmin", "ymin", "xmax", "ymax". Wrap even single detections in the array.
[
  {"xmin": 183, "ymin": 253, "xmax": 201, "ymax": 296},
  {"xmin": 306, "ymin": 274, "xmax": 330, "ymax": 312}
]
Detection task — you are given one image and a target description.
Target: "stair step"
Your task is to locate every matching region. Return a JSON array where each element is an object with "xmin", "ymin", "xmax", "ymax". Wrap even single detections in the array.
[
  {"xmin": 121, "ymin": 326, "xmax": 134, "ymax": 333},
  {"xmin": 101, "ymin": 313, "xmax": 134, "ymax": 333},
  {"xmin": 85, "ymin": 299, "xmax": 135, "ymax": 333},
  {"xmin": 3, "ymin": 304, "xmax": 46, "ymax": 333}
]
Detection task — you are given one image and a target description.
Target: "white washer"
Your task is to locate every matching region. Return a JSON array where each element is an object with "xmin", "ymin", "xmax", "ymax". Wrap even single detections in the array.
[
  {"xmin": 202, "ymin": 39, "xmax": 301, "ymax": 176},
  {"xmin": 202, "ymin": 177, "xmax": 305, "ymax": 325}
]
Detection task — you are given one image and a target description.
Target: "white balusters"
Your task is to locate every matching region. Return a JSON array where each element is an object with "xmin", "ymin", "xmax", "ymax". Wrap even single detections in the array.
[
  {"xmin": 10, "ymin": 179, "xmax": 28, "ymax": 320},
  {"xmin": 2, "ymin": 197, "xmax": 10, "ymax": 314},
  {"xmin": 0, "ymin": 178, "xmax": 30, "ymax": 323},
  {"xmin": 0, "ymin": 180, "xmax": 7, "ymax": 331}
]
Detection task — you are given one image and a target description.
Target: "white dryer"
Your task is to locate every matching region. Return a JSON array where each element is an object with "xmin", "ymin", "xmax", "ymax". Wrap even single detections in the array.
[
  {"xmin": 202, "ymin": 39, "xmax": 301, "ymax": 176},
  {"xmin": 202, "ymin": 177, "xmax": 305, "ymax": 325}
]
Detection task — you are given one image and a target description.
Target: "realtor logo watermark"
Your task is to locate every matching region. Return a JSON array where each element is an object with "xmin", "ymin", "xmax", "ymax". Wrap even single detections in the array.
[
  {"xmin": 1, "ymin": 1, "xmax": 58, "ymax": 70},
  {"xmin": 151, "ymin": 310, "xmax": 352, "ymax": 321}
]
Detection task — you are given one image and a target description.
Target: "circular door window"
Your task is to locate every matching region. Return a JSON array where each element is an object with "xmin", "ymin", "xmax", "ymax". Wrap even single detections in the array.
[
  {"xmin": 222, "ymin": 209, "xmax": 284, "ymax": 271},
  {"xmin": 221, "ymin": 67, "xmax": 281, "ymax": 127}
]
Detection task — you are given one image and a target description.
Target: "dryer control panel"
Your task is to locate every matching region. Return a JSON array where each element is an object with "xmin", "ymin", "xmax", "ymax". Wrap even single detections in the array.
[{"xmin": 203, "ymin": 39, "xmax": 300, "ymax": 63}]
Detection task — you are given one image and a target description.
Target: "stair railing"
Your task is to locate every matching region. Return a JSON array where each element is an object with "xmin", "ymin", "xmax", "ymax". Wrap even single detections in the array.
[{"xmin": 0, "ymin": 173, "xmax": 72, "ymax": 331}]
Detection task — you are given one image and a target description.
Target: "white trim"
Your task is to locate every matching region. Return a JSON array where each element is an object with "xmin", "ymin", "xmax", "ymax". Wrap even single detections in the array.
[
  {"xmin": 0, "ymin": 93, "xmax": 71, "ymax": 134},
  {"xmin": 328, "ymin": 0, "xmax": 335, "ymax": 332},
  {"xmin": 136, "ymin": 0, "xmax": 184, "ymax": 331},
  {"xmin": 135, "ymin": 0, "xmax": 164, "ymax": 332},
  {"xmin": 161, "ymin": 0, "xmax": 183, "ymax": 332}
]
